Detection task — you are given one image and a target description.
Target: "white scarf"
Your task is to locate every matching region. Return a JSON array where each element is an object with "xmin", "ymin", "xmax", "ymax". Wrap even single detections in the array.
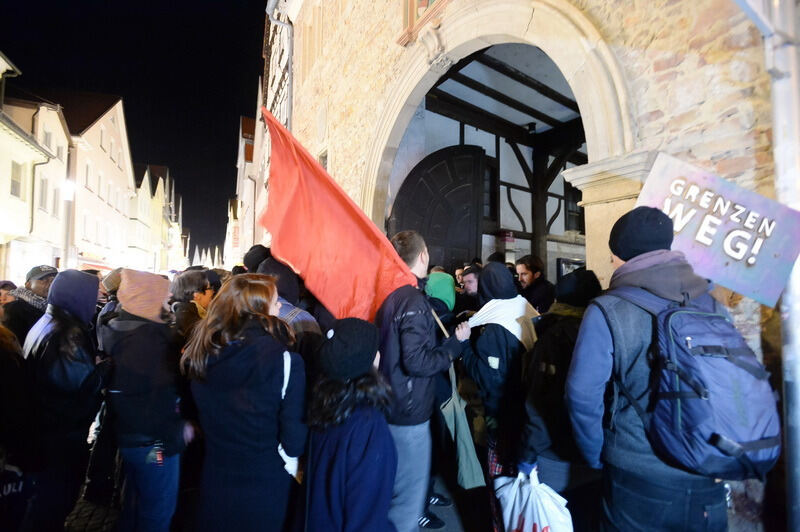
[{"xmin": 468, "ymin": 295, "xmax": 539, "ymax": 351}]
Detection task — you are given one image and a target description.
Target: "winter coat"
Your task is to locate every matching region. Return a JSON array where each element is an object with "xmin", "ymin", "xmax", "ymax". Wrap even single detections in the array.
[
  {"xmin": 307, "ymin": 406, "xmax": 397, "ymax": 532},
  {"xmin": 191, "ymin": 319, "xmax": 307, "ymax": 531},
  {"xmin": 375, "ymin": 282, "xmax": 464, "ymax": 426},
  {"xmin": 521, "ymin": 277, "xmax": 555, "ymax": 314},
  {"xmin": 566, "ymin": 249, "xmax": 713, "ymax": 480},
  {"xmin": 1, "ymin": 288, "xmax": 46, "ymax": 345},
  {"xmin": 518, "ymin": 303, "xmax": 586, "ymax": 464},
  {"xmin": 23, "ymin": 271, "xmax": 109, "ymax": 468},
  {"xmin": 102, "ymin": 310, "xmax": 186, "ymax": 455}
]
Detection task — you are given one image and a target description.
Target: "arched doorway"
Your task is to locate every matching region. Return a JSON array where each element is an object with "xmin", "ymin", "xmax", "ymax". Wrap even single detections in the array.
[
  {"xmin": 361, "ymin": 0, "xmax": 634, "ymax": 277},
  {"xmin": 382, "ymin": 41, "xmax": 592, "ymax": 278}
]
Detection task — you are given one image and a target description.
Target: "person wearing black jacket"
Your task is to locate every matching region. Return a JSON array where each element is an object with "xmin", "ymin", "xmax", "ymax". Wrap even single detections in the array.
[
  {"xmin": 2, "ymin": 265, "xmax": 57, "ymax": 345},
  {"xmin": 518, "ymin": 268, "xmax": 602, "ymax": 531},
  {"xmin": 376, "ymin": 231, "xmax": 470, "ymax": 532},
  {"xmin": 102, "ymin": 269, "xmax": 194, "ymax": 532},
  {"xmin": 181, "ymin": 274, "xmax": 307, "ymax": 532},
  {"xmin": 515, "ymin": 255, "xmax": 555, "ymax": 313},
  {"xmin": 22, "ymin": 269, "xmax": 110, "ymax": 532},
  {"xmin": 170, "ymin": 270, "xmax": 213, "ymax": 340}
]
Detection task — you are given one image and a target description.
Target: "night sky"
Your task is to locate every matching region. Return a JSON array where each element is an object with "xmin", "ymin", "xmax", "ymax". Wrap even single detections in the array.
[{"xmin": 2, "ymin": 0, "xmax": 267, "ymax": 255}]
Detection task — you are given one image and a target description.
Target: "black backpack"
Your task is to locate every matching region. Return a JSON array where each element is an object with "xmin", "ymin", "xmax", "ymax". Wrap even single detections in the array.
[{"xmin": 524, "ymin": 312, "xmax": 584, "ymax": 462}]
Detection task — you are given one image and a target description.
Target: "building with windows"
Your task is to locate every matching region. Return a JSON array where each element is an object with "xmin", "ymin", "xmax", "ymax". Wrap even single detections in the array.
[
  {"xmin": 0, "ymin": 52, "xmax": 53, "ymax": 281},
  {"xmin": 41, "ymin": 91, "xmax": 137, "ymax": 272},
  {"xmin": 258, "ymin": 0, "xmax": 783, "ymax": 525}
]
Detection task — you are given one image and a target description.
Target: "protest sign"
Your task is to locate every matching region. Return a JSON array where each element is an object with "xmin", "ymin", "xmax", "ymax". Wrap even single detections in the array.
[{"xmin": 636, "ymin": 153, "xmax": 800, "ymax": 307}]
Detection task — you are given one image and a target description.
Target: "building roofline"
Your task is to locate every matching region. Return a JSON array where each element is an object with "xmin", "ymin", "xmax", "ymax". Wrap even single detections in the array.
[{"xmin": 0, "ymin": 110, "xmax": 52, "ymax": 159}]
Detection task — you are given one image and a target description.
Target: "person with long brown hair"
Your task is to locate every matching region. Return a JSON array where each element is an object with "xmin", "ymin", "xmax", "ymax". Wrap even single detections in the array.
[{"xmin": 181, "ymin": 274, "xmax": 307, "ymax": 532}]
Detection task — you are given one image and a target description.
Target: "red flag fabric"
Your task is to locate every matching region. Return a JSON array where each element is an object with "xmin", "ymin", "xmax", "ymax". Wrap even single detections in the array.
[{"xmin": 259, "ymin": 108, "xmax": 417, "ymax": 321}]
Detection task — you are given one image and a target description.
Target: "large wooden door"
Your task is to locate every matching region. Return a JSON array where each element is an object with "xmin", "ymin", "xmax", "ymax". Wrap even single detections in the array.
[{"xmin": 388, "ymin": 145, "xmax": 485, "ymax": 272}]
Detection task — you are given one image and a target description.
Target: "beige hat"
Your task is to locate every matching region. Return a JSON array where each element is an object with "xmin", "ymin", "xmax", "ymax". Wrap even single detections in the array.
[
  {"xmin": 101, "ymin": 267, "xmax": 124, "ymax": 293},
  {"xmin": 117, "ymin": 269, "xmax": 170, "ymax": 322}
]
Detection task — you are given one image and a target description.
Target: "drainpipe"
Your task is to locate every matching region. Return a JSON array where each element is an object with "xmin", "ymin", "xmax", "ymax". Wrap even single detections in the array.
[
  {"xmin": 29, "ymin": 105, "xmax": 49, "ymax": 235},
  {"xmin": 266, "ymin": 0, "xmax": 293, "ymax": 130},
  {"xmin": 766, "ymin": 2, "xmax": 800, "ymax": 529}
]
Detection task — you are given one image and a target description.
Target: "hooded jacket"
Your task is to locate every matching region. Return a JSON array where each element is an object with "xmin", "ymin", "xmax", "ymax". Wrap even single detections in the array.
[
  {"xmin": 462, "ymin": 263, "xmax": 536, "ymax": 432},
  {"xmin": 23, "ymin": 270, "xmax": 109, "ymax": 465},
  {"xmin": 566, "ymin": 250, "xmax": 713, "ymax": 480},
  {"xmin": 376, "ymin": 280, "xmax": 465, "ymax": 426}
]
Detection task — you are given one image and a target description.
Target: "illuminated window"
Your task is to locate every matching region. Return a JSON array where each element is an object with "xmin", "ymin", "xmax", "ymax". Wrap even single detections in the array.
[{"xmin": 10, "ymin": 161, "xmax": 23, "ymax": 198}]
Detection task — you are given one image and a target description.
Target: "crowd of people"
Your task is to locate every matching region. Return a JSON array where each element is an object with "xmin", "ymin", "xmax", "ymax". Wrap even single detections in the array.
[{"xmin": 0, "ymin": 206, "xmax": 733, "ymax": 532}]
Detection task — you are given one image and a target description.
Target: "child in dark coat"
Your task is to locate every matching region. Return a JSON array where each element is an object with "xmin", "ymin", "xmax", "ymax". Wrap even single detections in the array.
[{"xmin": 306, "ymin": 318, "xmax": 397, "ymax": 532}]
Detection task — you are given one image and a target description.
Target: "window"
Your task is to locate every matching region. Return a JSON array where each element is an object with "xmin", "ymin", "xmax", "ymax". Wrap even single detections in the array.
[
  {"xmin": 57, "ymin": 146, "xmax": 64, "ymax": 161},
  {"xmin": 117, "ymin": 150, "xmax": 122, "ymax": 168},
  {"xmin": 39, "ymin": 177, "xmax": 49, "ymax": 211},
  {"xmin": 98, "ymin": 173, "xmax": 104, "ymax": 199},
  {"xmin": 84, "ymin": 163, "xmax": 91, "ymax": 188},
  {"xmin": 107, "ymin": 182, "xmax": 113, "ymax": 204},
  {"xmin": 564, "ymin": 181, "xmax": 585, "ymax": 233},
  {"xmin": 110, "ymin": 139, "xmax": 116, "ymax": 161},
  {"xmin": 52, "ymin": 187, "xmax": 60, "ymax": 219},
  {"xmin": 95, "ymin": 219, "xmax": 102, "ymax": 244},
  {"xmin": 100, "ymin": 127, "xmax": 106, "ymax": 151},
  {"xmin": 82, "ymin": 213, "xmax": 89, "ymax": 240},
  {"xmin": 43, "ymin": 130, "xmax": 52, "ymax": 149},
  {"xmin": 10, "ymin": 161, "xmax": 23, "ymax": 197},
  {"xmin": 318, "ymin": 151, "xmax": 328, "ymax": 171}
]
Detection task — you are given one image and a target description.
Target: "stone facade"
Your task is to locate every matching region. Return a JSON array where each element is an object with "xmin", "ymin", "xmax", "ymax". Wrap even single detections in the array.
[{"xmin": 273, "ymin": 1, "xmax": 781, "ymax": 527}]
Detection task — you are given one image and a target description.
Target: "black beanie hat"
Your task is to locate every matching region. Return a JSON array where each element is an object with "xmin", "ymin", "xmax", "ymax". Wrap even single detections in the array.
[
  {"xmin": 555, "ymin": 268, "xmax": 602, "ymax": 308},
  {"xmin": 608, "ymin": 206, "xmax": 674, "ymax": 261},
  {"xmin": 319, "ymin": 318, "xmax": 379, "ymax": 381},
  {"xmin": 243, "ymin": 245, "xmax": 271, "ymax": 272}
]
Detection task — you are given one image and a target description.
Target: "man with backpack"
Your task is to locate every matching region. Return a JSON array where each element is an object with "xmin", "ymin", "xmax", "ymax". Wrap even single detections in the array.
[{"xmin": 566, "ymin": 206, "xmax": 780, "ymax": 531}]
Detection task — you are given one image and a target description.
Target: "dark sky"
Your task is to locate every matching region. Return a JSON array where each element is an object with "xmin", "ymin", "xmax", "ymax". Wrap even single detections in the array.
[{"xmin": 2, "ymin": 0, "xmax": 266, "ymax": 255}]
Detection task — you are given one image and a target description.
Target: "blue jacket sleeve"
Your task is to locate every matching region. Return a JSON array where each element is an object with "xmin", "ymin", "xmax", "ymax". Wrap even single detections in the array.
[{"xmin": 565, "ymin": 304, "xmax": 613, "ymax": 469}]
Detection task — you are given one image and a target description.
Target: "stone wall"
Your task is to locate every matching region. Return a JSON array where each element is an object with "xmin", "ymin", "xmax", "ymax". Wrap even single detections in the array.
[{"xmin": 284, "ymin": 3, "xmax": 778, "ymax": 525}]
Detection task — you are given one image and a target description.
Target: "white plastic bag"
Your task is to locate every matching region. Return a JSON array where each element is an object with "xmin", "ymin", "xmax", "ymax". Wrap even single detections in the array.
[{"xmin": 494, "ymin": 470, "xmax": 573, "ymax": 532}]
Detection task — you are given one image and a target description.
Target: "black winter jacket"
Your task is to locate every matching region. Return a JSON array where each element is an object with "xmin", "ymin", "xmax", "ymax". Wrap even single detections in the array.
[
  {"xmin": 518, "ymin": 305, "xmax": 585, "ymax": 464},
  {"xmin": 102, "ymin": 311, "xmax": 187, "ymax": 455},
  {"xmin": 461, "ymin": 323, "xmax": 526, "ymax": 419},
  {"xmin": 2, "ymin": 297, "xmax": 44, "ymax": 346},
  {"xmin": 24, "ymin": 305, "xmax": 109, "ymax": 467},
  {"xmin": 376, "ymin": 283, "xmax": 464, "ymax": 426}
]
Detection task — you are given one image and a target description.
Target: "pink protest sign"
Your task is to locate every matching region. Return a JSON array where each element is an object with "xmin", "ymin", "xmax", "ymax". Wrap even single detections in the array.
[{"xmin": 636, "ymin": 153, "xmax": 800, "ymax": 307}]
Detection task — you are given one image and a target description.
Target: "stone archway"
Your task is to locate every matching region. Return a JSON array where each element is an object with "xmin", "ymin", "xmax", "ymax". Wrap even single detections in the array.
[{"xmin": 361, "ymin": 0, "xmax": 636, "ymax": 225}]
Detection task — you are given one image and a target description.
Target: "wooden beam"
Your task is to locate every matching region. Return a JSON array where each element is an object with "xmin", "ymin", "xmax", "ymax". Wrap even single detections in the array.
[
  {"xmin": 567, "ymin": 151, "xmax": 588, "ymax": 166},
  {"xmin": 474, "ymin": 54, "xmax": 580, "ymax": 112},
  {"xmin": 425, "ymin": 90, "xmax": 534, "ymax": 146},
  {"xmin": 506, "ymin": 140, "xmax": 535, "ymax": 189},
  {"xmin": 533, "ymin": 118, "xmax": 585, "ymax": 151},
  {"xmin": 448, "ymin": 73, "xmax": 562, "ymax": 127}
]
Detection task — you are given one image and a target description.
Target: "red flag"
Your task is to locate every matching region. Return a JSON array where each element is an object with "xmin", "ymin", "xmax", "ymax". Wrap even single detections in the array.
[{"xmin": 259, "ymin": 108, "xmax": 417, "ymax": 321}]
